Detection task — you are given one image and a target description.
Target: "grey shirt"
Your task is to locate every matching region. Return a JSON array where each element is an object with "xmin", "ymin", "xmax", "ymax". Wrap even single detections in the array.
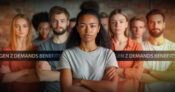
[
  {"xmin": 38, "ymin": 38, "xmax": 66, "ymax": 92},
  {"xmin": 32, "ymin": 39, "xmax": 46, "ymax": 46},
  {"xmin": 58, "ymin": 46, "xmax": 118, "ymax": 81}
]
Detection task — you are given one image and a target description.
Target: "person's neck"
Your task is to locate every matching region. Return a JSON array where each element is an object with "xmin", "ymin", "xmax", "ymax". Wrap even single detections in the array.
[
  {"xmin": 16, "ymin": 37, "xmax": 27, "ymax": 50},
  {"xmin": 114, "ymin": 33, "xmax": 128, "ymax": 43},
  {"xmin": 134, "ymin": 37, "xmax": 143, "ymax": 43},
  {"xmin": 79, "ymin": 41, "xmax": 98, "ymax": 52},
  {"xmin": 37, "ymin": 36, "xmax": 49, "ymax": 41},
  {"xmin": 53, "ymin": 32, "xmax": 68, "ymax": 44},
  {"xmin": 149, "ymin": 34, "xmax": 165, "ymax": 46}
]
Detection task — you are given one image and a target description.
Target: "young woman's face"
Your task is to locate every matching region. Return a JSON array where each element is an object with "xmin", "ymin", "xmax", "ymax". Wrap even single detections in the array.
[
  {"xmin": 110, "ymin": 14, "xmax": 128, "ymax": 35},
  {"xmin": 14, "ymin": 18, "xmax": 29, "ymax": 38},
  {"xmin": 77, "ymin": 14, "xmax": 100, "ymax": 43},
  {"xmin": 38, "ymin": 22, "xmax": 50, "ymax": 40}
]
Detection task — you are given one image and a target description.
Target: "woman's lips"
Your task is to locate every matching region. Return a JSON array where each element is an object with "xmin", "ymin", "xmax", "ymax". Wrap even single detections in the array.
[{"xmin": 84, "ymin": 34, "xmax": 92, "ymax": 38}]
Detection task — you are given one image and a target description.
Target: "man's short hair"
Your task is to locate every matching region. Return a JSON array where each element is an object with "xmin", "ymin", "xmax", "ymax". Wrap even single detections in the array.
[
  {"xmin": 146, "ymin": 9, "xmax": 165, "ymax": 21},
  {"xmin": 130, "ymin": 16, "xmax": 146, "ymax": 27},
  {"xmin": 49, "ymin": 6, "xmax": 70, "ymax": 20}
]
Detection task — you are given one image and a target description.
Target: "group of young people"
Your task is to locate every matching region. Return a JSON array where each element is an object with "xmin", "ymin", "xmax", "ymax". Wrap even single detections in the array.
[{"xmin": 0, "ymin": 4, "xmax": 175, "ymax": 92}]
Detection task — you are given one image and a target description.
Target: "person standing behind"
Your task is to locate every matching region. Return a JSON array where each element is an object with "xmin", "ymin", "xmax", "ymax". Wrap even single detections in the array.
[
  {"xmin": 36, "ymin": 6, "xmax": 69, "ymax": 92},
  {"xmin": 68, "ymin": 18, "xmax": 76, "ymax": 32},
  {"xmin": 109, "ymin": 9, "xmax": 143, "ymax": 92},
  {"xmin": 141, "ymin": 9, "xmax": 175, "ymax": 92},
  {"xmin": 0, "ymin": 14, "xmax": 39, "ymax": 92},
  {"xmin": 100, "ymin": 12, "xmax": 110, "ymax": 38},
  {"xmin": 32, "ymin": 12, "xmax": 51, "ymax": 46},
  {"xmin": 130, "ymin": 16, "xmax": 147, "ymax": 43}
]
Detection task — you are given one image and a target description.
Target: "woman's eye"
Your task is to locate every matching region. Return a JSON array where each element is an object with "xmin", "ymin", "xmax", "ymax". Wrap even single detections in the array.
[
  {"xmin": 91, "ymin": 25, "xmax": 96, "ymax": 28},
  {"xmin": 23, "ymin": 25, "xmax": 28, "ymax": 28},
  {"xmin": 79, "ymin": 25, "xmax": 85, "ymax": 28},
  {"xmin": 61, "ymin": 20, "xmax": 64, "ymax": 23},
  {"xmin": 111, "ymin": 21, "xmax": 116, "ymax": 25},
  {"xmin": 120, "ymin": 21, "xmax": 124, "ymax": 23},
  {"xmin": 15, "ymin": 25, "xmax": 19, "ymax": 28}
]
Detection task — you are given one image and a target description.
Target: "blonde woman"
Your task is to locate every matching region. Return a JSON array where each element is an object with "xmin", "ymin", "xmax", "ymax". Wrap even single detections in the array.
[
  {"xmin": 0, "ymin": 14, "xmax": 39, "ymax": 92},
  {"xmin": 108, "ymin": 9, "xmax": 143, "ymax": 92}
]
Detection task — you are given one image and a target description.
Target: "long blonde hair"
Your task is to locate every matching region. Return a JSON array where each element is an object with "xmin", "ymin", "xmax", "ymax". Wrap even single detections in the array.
[
  {"xmin": 108, "ymin": 9, "xmax": 129, "ymax": 38},
  {"xmin": 10, "ymin": 14, "xmax": 32, "ymax": 51}
]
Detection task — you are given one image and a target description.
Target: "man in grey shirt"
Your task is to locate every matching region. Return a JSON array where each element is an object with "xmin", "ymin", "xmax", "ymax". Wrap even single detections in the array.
[{"xmin": 36, "ymin": 6, "xmax": 70, "ymax": 92}]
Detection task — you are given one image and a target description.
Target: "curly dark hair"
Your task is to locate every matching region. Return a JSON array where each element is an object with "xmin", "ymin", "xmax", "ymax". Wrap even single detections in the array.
[
  {"xmin": 32, "ymin": 12, "xmax": 49, "ymax": 31},
  {"xmin": 66, "ymin": 10, "xmax": 111, "ymax": 49},
  {"xmin": 80, "ymin": 1, "xmax": 99, "ymax": 13}
]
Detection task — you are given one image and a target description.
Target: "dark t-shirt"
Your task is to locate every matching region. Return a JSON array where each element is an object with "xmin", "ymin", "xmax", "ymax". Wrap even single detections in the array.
[{"xmin": 38, "ymin": 38, "xmax": 66, "ymax": 92}]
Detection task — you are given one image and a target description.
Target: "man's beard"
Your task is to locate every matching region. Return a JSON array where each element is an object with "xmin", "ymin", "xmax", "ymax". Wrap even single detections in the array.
[
  {"xmin": 149, "ymin": 28, "xmax": 164, "ymax": 37},
  {"xmin": 53, "ymin": 28, "xmax": 67, "ymax": 35}
]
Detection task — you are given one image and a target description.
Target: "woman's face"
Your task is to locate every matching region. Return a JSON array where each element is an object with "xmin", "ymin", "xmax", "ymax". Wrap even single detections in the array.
[
  {"xmin": 110, "ymin": 13, "xmax": 128, "ymax": 36},
  {"xmin": 77, "ymin": 14, "xmax": 100, "ymax": 43},
  {"xmin": 14, "ymin": 18, "xmax": 29, "ymax": 38},
  {"xmin": 38, "ymin": 22, "xmax": 50, "ymax": 40}
]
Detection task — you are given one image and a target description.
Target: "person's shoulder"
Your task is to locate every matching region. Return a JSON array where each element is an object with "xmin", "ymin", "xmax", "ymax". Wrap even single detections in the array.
[
  {"xmin": 99, "ymin": 47, "xmax": 114, "ymax": 54},
  {"xmin": 2, "ymin": 45, "xmax": 12, "ymax": 51},
  {"xmin": 61, "ymin": 47, "xmax": 77, "ymax": 58},
  {"xmin": 165, "ymin": 39, "xmax": 175, "ymax": 50},
  {"xmin": 32, "ymin": 39, "xmax": 38, "ymax": 43},
  {"xmin": 38, "ymin": 39, "xmax": 53, "ymax": 49},
  {"xmin": 32, "ymin": 44, "xmax": 38, "ymax": 50},
  {"xmin": 40, "ymin": 39, "xmax": 52, "ymax": 46},
  {"xmin": 63, "ymin": 47, "xmax": 77, "ymax": 53},
  {"xmin": 128, "ymin": 38, "xmax": 142, "ymax": 49},
  {"xmin": 165, "ymin": 39, "xmax": 175, "ymax": 45}
]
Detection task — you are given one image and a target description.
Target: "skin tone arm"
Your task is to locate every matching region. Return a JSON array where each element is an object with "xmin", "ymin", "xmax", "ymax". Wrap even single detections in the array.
[
  {"xmin": 1, "ymin": 65, "xmax": 38, "ymax": 83},
  {"xmin": 141, "ymin": 62, "xmax": 175, "ymax": 83},
  {"xmin": 150, "ymin": 71, "xmax": 175, "ymax": 81},
  {"xmin": 36, "ymin": 61, "xmax": 60, "ymax": 82},
  {"xmin": 15, "ymin": 69, "xmax": 39, "ymax": 83},
  {"xmin": 150, "ymin": 62, "xmax": 175, "ymax": 81},
  {"xmin": 61, "ymin": 68, "xmax": 91, "ymax": 92},
  {"xmin": 116, "ymin": 61, "xmax": 143, "ymax": 80},
  {"xmin": 140, "ymin": 73, "xmax": 159, "ymax": 83},
  {"xmin": 79, "ymin": 66, "xmax": 118, "ymax": 92}
]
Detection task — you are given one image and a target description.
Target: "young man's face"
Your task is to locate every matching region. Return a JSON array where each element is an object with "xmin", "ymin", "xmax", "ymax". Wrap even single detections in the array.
[
  {"xmin": 101, "ymin": 17, "xmax": 109, "ymax": 32},
  {"xmin": 147, "ymin": 14, "xmax": 165, "ymax": 37},
  {"xmin": 131, "ymin": 20, "xmax": 146, "ymax": 38},
  {"xmin": 50, "ymin": 13, "xmax": 69, "ymax": 35}
]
